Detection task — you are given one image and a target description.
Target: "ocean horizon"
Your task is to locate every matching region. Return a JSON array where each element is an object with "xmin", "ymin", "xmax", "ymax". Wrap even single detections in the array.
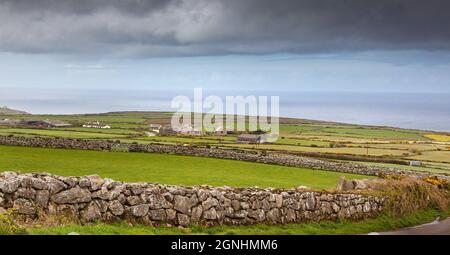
[{"xmin": 1, "ymin": 88, "xmax": 449, "ymax": 132}]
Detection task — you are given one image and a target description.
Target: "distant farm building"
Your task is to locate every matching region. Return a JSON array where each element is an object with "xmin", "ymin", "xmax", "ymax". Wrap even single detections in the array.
[
  {"xmin": 83, "ymin": 121, "xmax": 111, "ymax": 129},
  {"xmin": 149, "ymin": 124, "xmax": 162, "ymax": 133},
  {"xmin": 409, "ymin": 160, "xmax": 422, "ymax": 167},
  {"xmin": 158, "ymin": 124, "xmax": 203, "ymax": 136},
  {"xmin": 237, "ymin": 134, "xmax": 265, "ymax": 144},
  {"xmin": 178, "ymin": 124, "xmax": 203, "ymax": 136},
  {"xmin": 20, "ymin": 120, "xmax": 73, "ymax": 128},
  {"xmin": 214, "ymin": 126, "xmax": 226, "ymax": 135},
  {"xmin": 159, "ymin": 125, "xmax": 177, "ymax": 135}
]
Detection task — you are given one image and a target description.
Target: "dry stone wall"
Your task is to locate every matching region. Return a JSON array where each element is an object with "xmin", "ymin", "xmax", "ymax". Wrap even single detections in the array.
[
  {"xmin": 0, "ymin": 135, "xmax": 448, "ymax": 181},
  {"xmin": 0, "ymin": 172, "xmax": 385, "ymax": 226}
]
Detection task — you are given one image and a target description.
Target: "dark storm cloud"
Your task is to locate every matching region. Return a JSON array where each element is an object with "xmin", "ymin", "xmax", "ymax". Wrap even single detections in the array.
[{"xmin": 0, "ymin": 0, "xmax": 449, "ymax": 57}]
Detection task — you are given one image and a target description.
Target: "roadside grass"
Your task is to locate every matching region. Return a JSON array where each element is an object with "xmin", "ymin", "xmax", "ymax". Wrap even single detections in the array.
[
  {"xmin": 24, "ymin": 209, "xmax": 450, "ymax": 235},
  {"xmin": 0, "ymin": 145, "xmax": 371, "ymax": 189}
]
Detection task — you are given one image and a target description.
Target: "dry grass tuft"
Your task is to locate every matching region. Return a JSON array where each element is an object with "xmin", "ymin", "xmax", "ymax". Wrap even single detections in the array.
[{"xmin": 371, "ymin": 176, "xmax": 450, "ymax": 216}]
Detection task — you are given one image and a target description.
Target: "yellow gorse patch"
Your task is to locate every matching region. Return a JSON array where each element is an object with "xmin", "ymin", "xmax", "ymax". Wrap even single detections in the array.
[{"xmin": 424, "ymin": 134, "xmax": 450, "ymax": 142}]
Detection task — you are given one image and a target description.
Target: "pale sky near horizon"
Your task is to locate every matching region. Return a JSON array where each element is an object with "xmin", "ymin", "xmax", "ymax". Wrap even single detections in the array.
[{"xmin": 2, "ymin": 50, "xmax": 450, "ymax": 93}]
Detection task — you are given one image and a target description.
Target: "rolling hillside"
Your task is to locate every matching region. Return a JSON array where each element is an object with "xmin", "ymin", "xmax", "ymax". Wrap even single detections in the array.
[{"xmin": 0, "ymin": 106, "xmax": 30, "ymax": 115}]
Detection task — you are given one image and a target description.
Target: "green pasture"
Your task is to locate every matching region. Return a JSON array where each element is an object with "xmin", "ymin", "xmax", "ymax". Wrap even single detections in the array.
[
  {"xmin": 0, "ymin": 128, "xmax": 125, "ymax": 139},
  {"xmin": 280, "ymin": 124, "xmax": 426, "ymax": 140},
  {"xmin": 0, "ymin": 145, "xmax": 371, "ymax": 189}
]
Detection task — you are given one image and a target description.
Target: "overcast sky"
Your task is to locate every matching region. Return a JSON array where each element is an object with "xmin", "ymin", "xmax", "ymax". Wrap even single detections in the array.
[{"xmin": 1, "ymin": 0, "xmax": 450, "ymax": 93}]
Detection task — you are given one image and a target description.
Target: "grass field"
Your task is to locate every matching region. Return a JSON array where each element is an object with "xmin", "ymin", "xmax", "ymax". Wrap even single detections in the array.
[
  {"xmin": 0, "ymin": 145, "xmax": 371, "ymax": 189},
  {"xmin": 280, "ymin": 124, "xmax": 426, "ymax": 140},
  {"xmin": 358, "ymin": 161, "xmax": 450, "ymax": 175},
  {"xmin": 61, "ymin": 127, "xmax": 139, "ymax": 135},
  {"xmin": 275, "ymin": 137, "xmax": 329, "ymax": 147},
  {"xmin": 0, "ymin": 128, "xmax": 126, "ymax": 139},
  {"xmin": 221, "ymin": 143, "xmax": 408, "ymax": 156},
  {"xmin": 1, "ymin": 111, "xmax": 448, "ymax": 166},
  {"xmin": 346, "ymin": 143, "xmax": 445, "ymax": 151},
  {"xmin": 1, "ymin": 111, "xmax": 449, "ymax": 235},
  {"xmin": 409, "ymin": 151, "xmax": 450, "ymax": 163}
]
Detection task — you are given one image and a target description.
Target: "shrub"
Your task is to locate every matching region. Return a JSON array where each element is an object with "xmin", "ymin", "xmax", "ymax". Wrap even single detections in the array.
[
  {"xmin": 423, "ymin": 176, "xmax": 450, "ymax": 190},
  {"xmin": 374, "ymin": 177, "xmax": 450, "ymax": 217},
  {"xmin": 0, "ymin": 208, "xmax": 27, "ymax": 235}
]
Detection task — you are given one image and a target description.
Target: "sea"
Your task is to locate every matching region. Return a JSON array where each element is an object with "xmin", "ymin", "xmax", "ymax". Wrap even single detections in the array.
[{"xmin": 1, "ymin": 88, "xmax": 449, "ymax": 132}]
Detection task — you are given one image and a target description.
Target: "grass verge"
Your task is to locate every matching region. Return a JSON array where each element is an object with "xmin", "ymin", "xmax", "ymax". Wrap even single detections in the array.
[{"xmin": 13, "ymin": 209, "xmax": 449, "ymax": 235}]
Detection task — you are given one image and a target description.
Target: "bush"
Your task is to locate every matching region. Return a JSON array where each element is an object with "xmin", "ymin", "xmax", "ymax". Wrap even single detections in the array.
[
  {"xmin": 423, "ymin": 176, "xmax": 450, "ymax": 190},
  {"xmin": 0, "ymin": 208, "xmax": 27, "ymax": 235},
  {"xmin": 376, "ymin": 177, "xmax": 450, "ymax": 217}
]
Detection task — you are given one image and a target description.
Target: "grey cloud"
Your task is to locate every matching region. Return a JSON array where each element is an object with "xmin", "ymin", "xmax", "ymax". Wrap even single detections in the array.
[{"xmin": 0, "ymin": 0, "xmax": 449, "ymax": 57}]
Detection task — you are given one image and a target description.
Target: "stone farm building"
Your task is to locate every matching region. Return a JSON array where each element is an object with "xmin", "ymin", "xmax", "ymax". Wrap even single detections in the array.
[
  {"xmin": 178, "ymin": 124, "xmax": 203, "ymax": 136},
  {"xmin": 82, "ymin": 121, "xmax": 111, "ymax": 129},
  {"xmin": 159, "ymin": 125, "xmax": 177, "ymax": 135},
  {"xmin": 409, "ymin": 160, "xmax": 422, "ymax": 166},
  {"xmin": 149, "ymin": 124, "xmax": 162, "ymax": 133},
  {"xmin": 213, "ymin": 126, "xmax": 226, "ymax": 135},
  {"xmin": 157, "ymin": 125, "xmax": 203, "ymax": 136}
]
